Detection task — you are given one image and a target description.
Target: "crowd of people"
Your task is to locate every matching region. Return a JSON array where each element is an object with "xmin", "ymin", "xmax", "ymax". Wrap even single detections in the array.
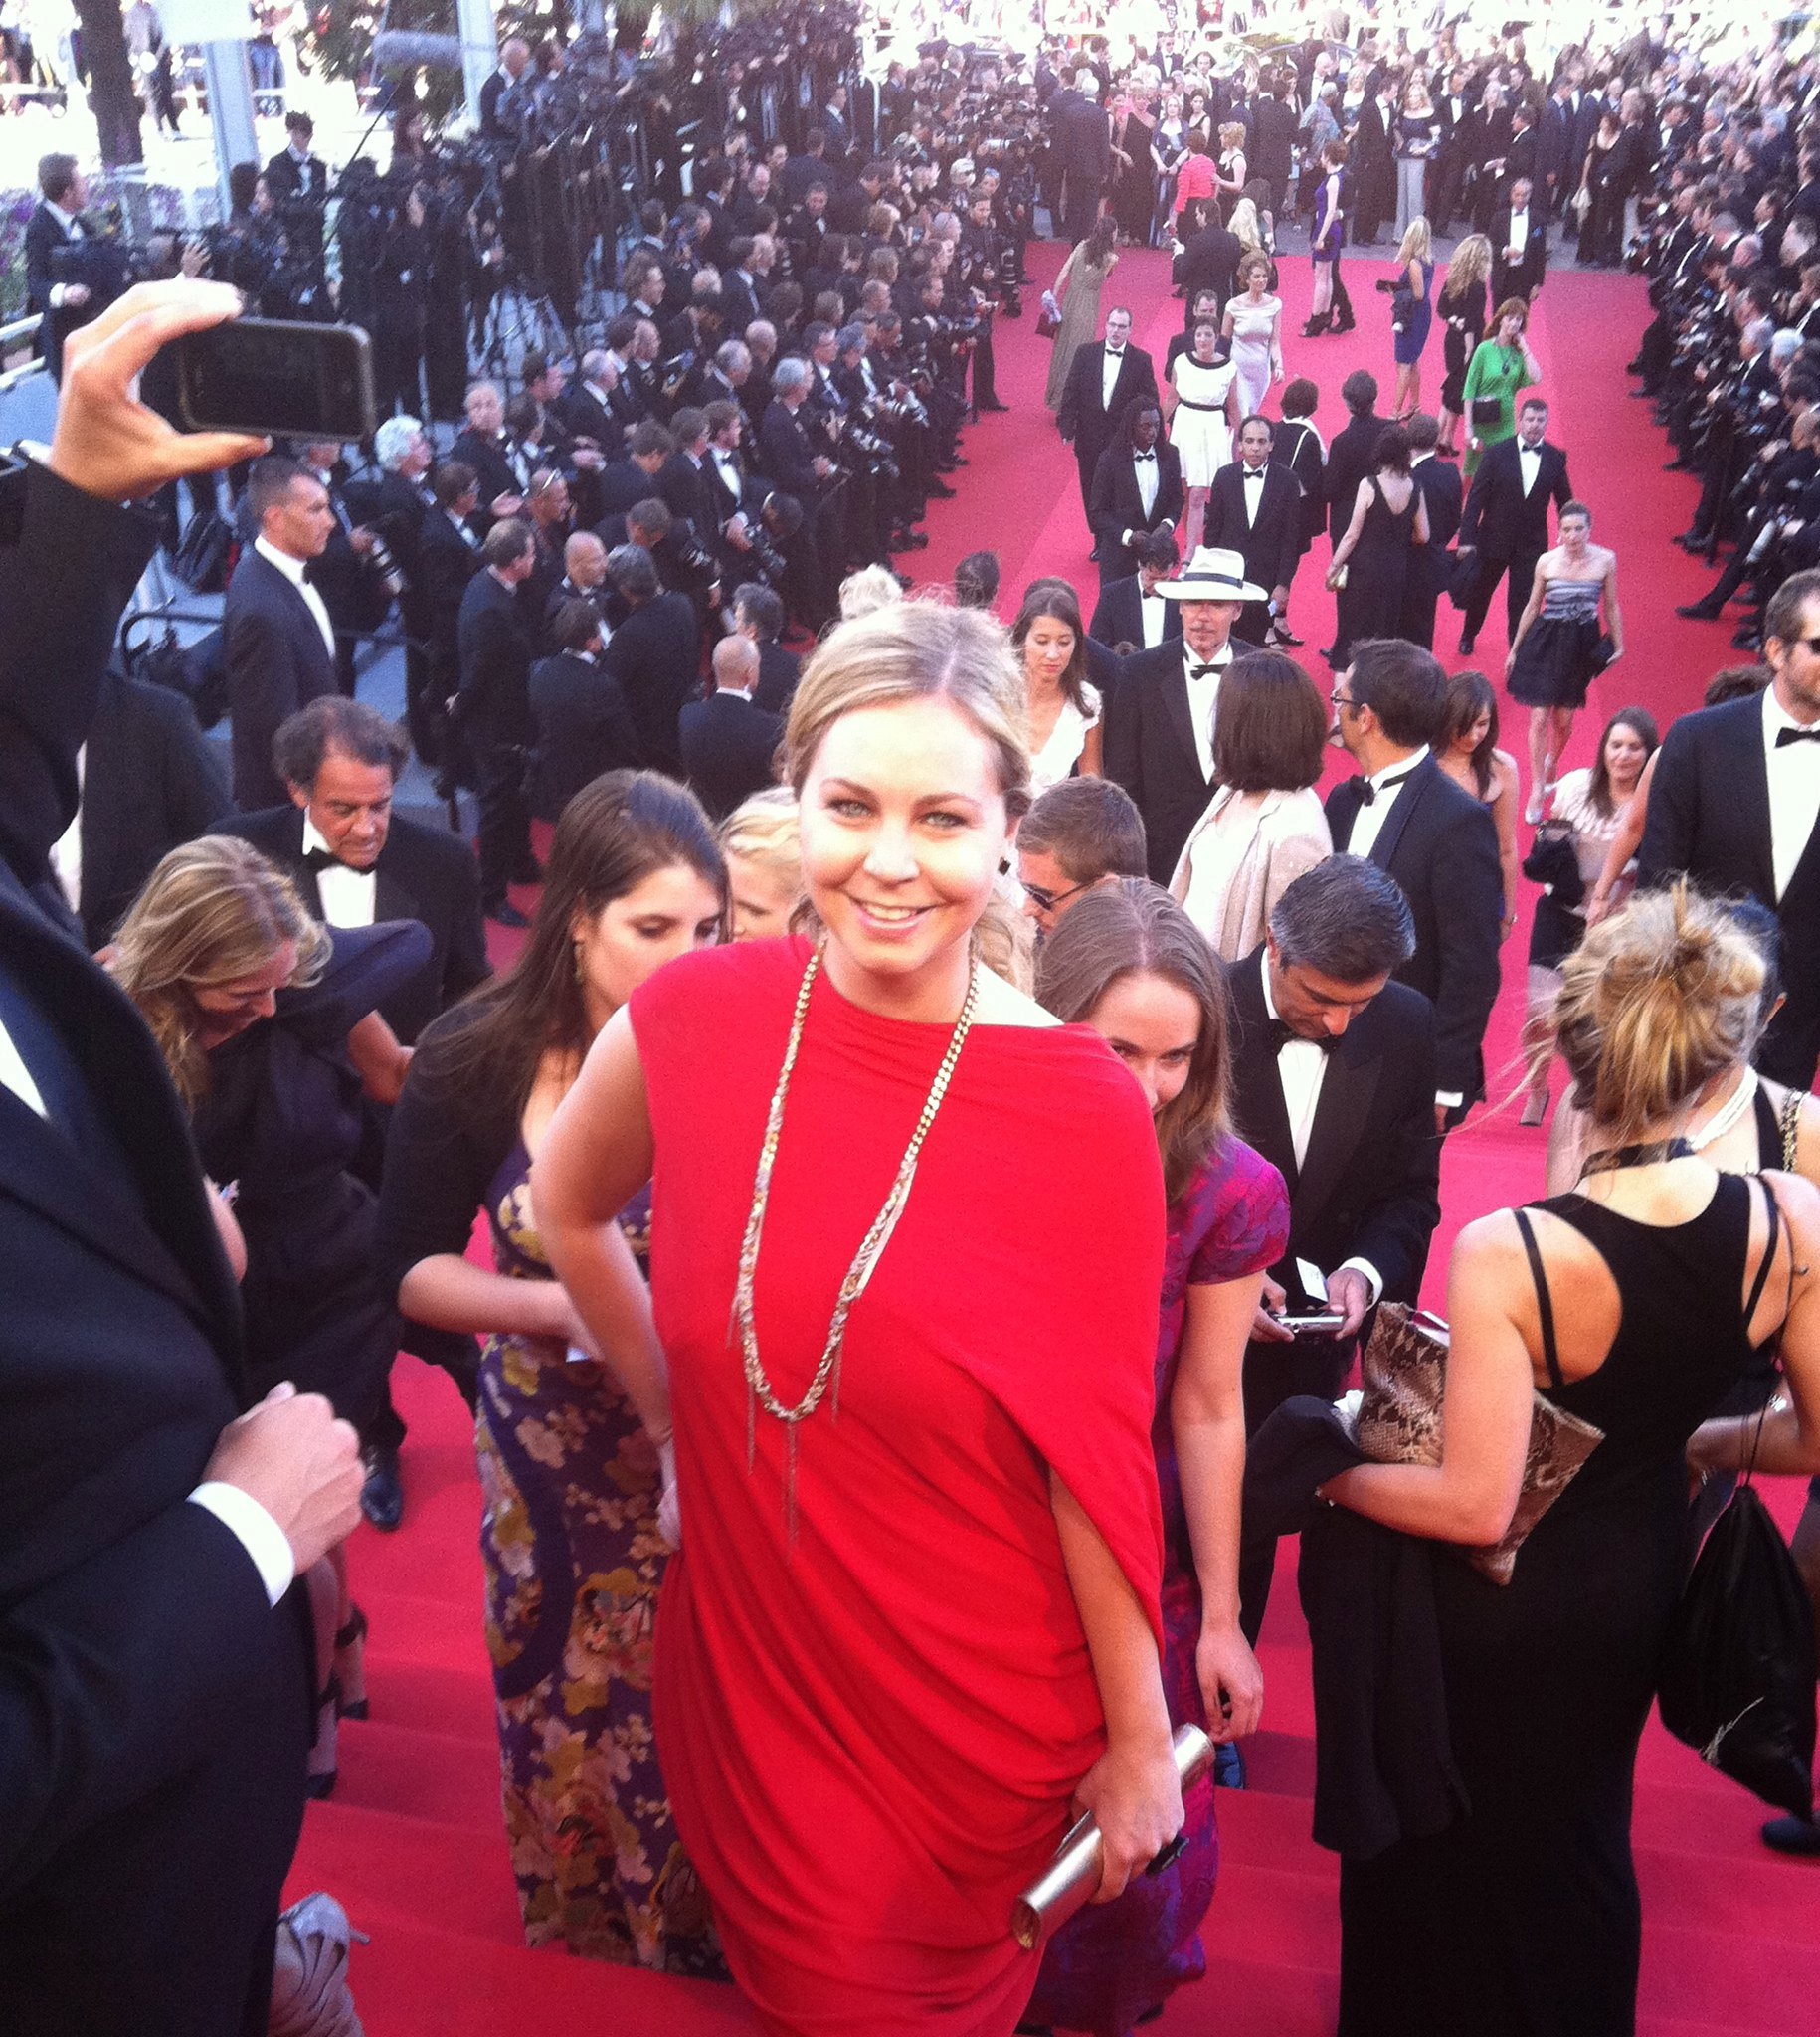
[{"xmin": 17, "ymin": 10, "xmax": 1820, "ymax": 2037}]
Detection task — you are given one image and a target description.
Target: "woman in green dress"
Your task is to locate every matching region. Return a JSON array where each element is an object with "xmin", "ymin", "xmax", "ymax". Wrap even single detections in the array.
[{"xmin": 1461, "ymin": 295, "xmax": 1543, "ymax": 478}]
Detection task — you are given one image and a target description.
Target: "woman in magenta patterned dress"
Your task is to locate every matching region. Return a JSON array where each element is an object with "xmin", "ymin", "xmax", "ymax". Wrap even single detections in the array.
[{"xmin": 1028, "ymin": 882, "xmax": 1290, "ymax": 2036}]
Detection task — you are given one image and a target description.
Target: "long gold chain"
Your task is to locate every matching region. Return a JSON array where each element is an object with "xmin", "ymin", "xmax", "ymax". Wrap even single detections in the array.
[{"xmin": 733, "ymin": 948, "xmax": 979, "ymax": 1538}]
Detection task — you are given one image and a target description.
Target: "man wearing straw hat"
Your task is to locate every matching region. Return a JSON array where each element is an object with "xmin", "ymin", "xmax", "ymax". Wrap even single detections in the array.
[{"xmin": 1104, "ymin": 544, "xmax": 1268, "ymax": 883}]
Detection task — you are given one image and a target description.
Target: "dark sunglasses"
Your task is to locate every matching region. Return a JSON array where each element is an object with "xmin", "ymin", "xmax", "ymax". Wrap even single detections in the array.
[{"xmin": 1021, "ymin": 876, "xmax": 1091, "ymax": 913}]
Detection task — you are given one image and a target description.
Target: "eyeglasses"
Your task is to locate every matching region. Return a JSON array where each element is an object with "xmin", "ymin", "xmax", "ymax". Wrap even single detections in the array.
[
  {"xmin": 1020, "ymin": 876, "xmax": 1091, "ymax": 914},
  {"xmin": 1331, "ymin": 690, "xmax": 1358, "ymax": 711}
]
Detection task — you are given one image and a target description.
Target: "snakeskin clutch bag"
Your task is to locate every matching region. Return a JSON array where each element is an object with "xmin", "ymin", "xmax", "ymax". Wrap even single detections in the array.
[{"xmin": 1351, "ymin": 1303, "xmax": 1604, "ymax": 1585}]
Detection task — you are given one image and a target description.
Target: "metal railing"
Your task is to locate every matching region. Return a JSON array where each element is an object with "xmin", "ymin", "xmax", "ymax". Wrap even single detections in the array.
[{"xmin": 0, "ymin": 312, "xmax": 46, "ymax": 395}]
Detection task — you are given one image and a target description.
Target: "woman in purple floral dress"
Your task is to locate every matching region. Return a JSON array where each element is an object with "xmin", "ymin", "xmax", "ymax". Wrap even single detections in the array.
[
  {"xmin": 1031, "ymin": 882, "xmax": 1290, "ymax": 2036},
  {"xmin": 376, "ymin": 774, "xmax": 729, "ymax": 1970}
]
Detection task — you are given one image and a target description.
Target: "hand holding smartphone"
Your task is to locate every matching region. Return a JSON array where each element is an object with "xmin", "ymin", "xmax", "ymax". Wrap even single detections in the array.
[{"xmin": 174, "ymin": 317, "xmax": 376, "ymax": 441}]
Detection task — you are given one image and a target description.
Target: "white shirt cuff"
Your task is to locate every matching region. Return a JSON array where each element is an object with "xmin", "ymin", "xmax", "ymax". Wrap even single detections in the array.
[
  {"xmin": 188, "ymin": 1483, "xmax": 295, "ymax": 1606},
  {"xmin": 49, "ymin": 282, "xmax": 70, "ymax": 309},
  {"xmin": 1435, "ymin": 1090, "xmax": 1464, "ymax": 1110},
  {"xmin": 1337, "ymin": 1256, "xmax": 1384, "ymax": 1306}
]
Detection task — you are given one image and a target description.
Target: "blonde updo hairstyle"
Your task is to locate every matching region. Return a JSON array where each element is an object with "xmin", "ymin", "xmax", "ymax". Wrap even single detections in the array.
[
  {"xmin": 1553, "ymin": 884, "xmax": 1765, "ymax": 1141},
  {"xmin": 783, "ymin": 598, "xmax": 1034, "ymax": 982},
  {"xmin": 111, "ymin": 835, "xmax": 330, "ymax": 1110}
]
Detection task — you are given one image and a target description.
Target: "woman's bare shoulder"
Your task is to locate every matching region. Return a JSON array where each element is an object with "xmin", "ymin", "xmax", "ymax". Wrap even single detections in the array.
[{"xmin": 973, "ymin": 966, "xmax": 1062, "ymax": 1029}]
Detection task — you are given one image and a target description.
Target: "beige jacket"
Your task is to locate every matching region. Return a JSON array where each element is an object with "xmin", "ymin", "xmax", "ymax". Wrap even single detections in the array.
[{"xmin": 1170, "ymin": 785, "xmax": 1333, "ymax": 962}]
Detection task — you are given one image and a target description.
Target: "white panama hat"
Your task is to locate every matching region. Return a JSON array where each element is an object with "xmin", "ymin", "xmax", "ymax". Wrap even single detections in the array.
[{"xmin": 1153, "ymin": 545, "xmax": 1270, "ymax": 603}]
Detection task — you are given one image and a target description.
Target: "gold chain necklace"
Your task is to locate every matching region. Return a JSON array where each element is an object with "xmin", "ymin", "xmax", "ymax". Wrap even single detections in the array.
[{"xmin": 733, "ymin": 947, "xmax": 979, "ymax": 1538}]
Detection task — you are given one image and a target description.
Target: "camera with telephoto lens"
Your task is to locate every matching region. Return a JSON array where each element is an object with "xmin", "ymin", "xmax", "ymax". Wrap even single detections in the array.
[{"xmin": 366, "ymin": 532, "xmax": 407, "ymax": 600}]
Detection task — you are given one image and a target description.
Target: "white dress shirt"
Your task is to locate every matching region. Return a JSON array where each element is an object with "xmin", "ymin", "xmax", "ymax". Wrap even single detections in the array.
[
  {"xmin": 49, "ymin": 742, "xmax": 84, "ymax": 912},
  {"xmin": 0, "ymin": 1016, "xmax": 293, "ymax": 1606},
  {"xmin": 1239, "ymin": 459, "xmax": 1268, "ymax": 526},
  {"xmin": 1518, "ymin": 443, "xmax": 1541, "ymax": 496},
  {"xmin": 1763, "ymin": 686, "xmax": 1820, "ymax": 901},
  {"xmin": 1258, "ymin": 956, "xmax": 1383, "ymax": 1303},
  {"xmin": 1345, "ymin": 744, "xmax": 1428, "ymax": 863},
  {"xmin": 1183, "ymin": 643, "xmax": 1232, "ymax": 781},
  {"xmin": 1102, "ymin": 343, "xmax": 1129, "ymax": 412},
  {"xmin": 1134, "ymin": 450, "xmax": 1159, "ymax": 519},
  {"xmin": 254, "ymin": 534, "xmax": 337, "ymax": 657},
  {"xmin": 1507, "ymin": 206, "xmax": 1530, "ymax": 260},
  {"xmin": 303, "ymin": 815, "xmax": 378, "ymax": 928},
  {"xmin": 1139, "ymin": 585, "xmax": 1168, "ymax": 649}
]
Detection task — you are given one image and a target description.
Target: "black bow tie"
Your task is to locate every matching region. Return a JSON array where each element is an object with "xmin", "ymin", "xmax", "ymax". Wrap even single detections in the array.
[
  {"xmin": 1106, "ymin": 346, "xmax": 1125, "ymax": 357},
  {"xmin": 302, "ymin": 846, "xmax": 347, "ymax": 873},
  {"xmin": 1243, "ymin": 466, "xmax": 1266, "ymax": 480},
  {"xmin": 1187, "ymin": 660, "xmax": 1224, "ymax": 682},
  {"xmin": 1358, "ymin": 764, "xmax": 1417, "ymax": 807},
  {"xmin": 1134, "ymin": 450, "xmax": 1156, "ymax": 462},
  {"xmin": 1777, "ymin": 726, "xmax": 1820, "ymax": 747},
  {"xmin": 1267, "ymin": 1015, "xmax": 1327, "ymax": 1054}
]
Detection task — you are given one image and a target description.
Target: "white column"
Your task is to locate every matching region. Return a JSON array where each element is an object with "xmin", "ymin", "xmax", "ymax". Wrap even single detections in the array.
[
  {"xmin": 455, "ymin": 0, "xmax": 498, "ymax": 120},
  {"xmin": 202, "ymin": 41, "xmax": 259, "ymax": 210}
]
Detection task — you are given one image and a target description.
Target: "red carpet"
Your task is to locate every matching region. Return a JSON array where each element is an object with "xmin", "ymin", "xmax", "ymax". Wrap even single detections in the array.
[{"xmin": 286, "ymin": 248, "xmax": 1820, "ymax": 2032}]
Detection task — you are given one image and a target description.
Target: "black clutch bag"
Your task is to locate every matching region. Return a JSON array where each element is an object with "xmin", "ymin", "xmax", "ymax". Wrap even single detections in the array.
[
  {"xmin": 1470, "ymin": 395, "xmax": 1504, "ymax": 427},
  {"xmin": 1522, "ymin": 821, "xmax": 1584, "ymax": 908},
  {"xmin": 1589, "ymin": 634, "xmax": 1617, "ymax": 675}
]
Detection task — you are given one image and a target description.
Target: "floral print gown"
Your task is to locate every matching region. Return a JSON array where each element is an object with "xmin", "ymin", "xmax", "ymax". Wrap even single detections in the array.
[{"xmin": 474, "ymin": 1143, "xmax": 724, "ymax": 1973}]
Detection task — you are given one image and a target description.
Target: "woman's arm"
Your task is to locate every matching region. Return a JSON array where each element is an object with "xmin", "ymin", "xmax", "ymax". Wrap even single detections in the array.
[
  {"xmin": 1269, "ymin": 304, "xmax": 1284, "ymax": 379},
  {"xmin": 1220, "ymin": 305, "xmax": 1236, "ymax": 342},
  {"xmin": 347, "ymin": 1009, "xmax": 413, "ymax": 1105},
  {"xmin": 1049, "ymin": 1472, "xmax": 1183, "ymax": 1900},
  {"xmin": 1602, "ymin": 555, "xmax": 1623, "ymax": 658},
  {"xmin": 1690, "ymin": 1174, "xmax": 1820, "ymax": 1478},
  {"xmin": 1408, "ymin": 257, "xmax": 1426, "ymax": 301},
  {"xmin": 1519, "ymin": 336, "xmax": 1543, "ymax": 385},
  {"xmin": 1491, "ymin": 761, "xmax": 1521, "ymax": 933},
  {"xmin": 1321, "ymin": 1215, "xmax": 1537, "ymax": 1542},
  {"xmin": 529, "ymin": 1008, "xmax": 673, "ymax": 1449},
  {"xmin": 1080, "ymin": 719, "xmax": 1104, "ymax": 778},
  {"xmin": 206, "ymin": 1181, "xmax": 248, "ymax": 1282},
  {"xmin": 1584, "ymin": 750, "xmax": 1654, "ymax": 925},
  {"xmin": 1172, "ymin": 1275, "xmax": 1268, "ymax": 1740},
  {"xmin": 1504, "ymin": 557, "xmax": 1549, "ymax": 674},
  {"xmin": 1413, "ymin": 490, "xmax": 1431, "ymax": 547},
  {"xmin": 1327, "ymin": 478, "xmax": 1372, "ymax": 578}
]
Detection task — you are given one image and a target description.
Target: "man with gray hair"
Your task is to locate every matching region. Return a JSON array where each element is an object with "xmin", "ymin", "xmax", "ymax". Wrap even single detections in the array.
[
  {"xmin": 602, "ymin": 541, "xmax": 701, "ymax": 774},
  {"xmin": 1228, "ymin": 854, "xmax": 1442, "ymax": 1642}
]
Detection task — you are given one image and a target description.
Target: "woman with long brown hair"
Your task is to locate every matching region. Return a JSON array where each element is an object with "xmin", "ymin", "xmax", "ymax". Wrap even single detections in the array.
[
  {"xmin": 1027, "ymin": 880, "xmax": 1289, "ymax": 2034},
  {"xmin": 532, "ymin": 600, "xmax": 1184, "ymax": 2030},
  {"xmin": 376, "ymin": 772, "xmax": 727, "ymax": 1969},
  {"xmin": 1011, "ymin": 577, "xmax": 1102, "ymax": 791},
  {"xmin": 1045, "ymin": 214, "xmax": 1121, "ymax": 411}
]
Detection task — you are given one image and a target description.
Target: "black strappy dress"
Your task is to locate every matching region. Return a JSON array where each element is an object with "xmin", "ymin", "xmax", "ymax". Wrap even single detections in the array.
[{"xmin": 1338, "ymin": 1171, "xmax": 1779, "ymax": 2036}]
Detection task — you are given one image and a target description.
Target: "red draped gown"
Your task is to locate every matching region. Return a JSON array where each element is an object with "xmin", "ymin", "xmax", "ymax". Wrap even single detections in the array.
[{"xmin": 629, "ymin": 937, "xmax": 1168, "ymax": 2036}]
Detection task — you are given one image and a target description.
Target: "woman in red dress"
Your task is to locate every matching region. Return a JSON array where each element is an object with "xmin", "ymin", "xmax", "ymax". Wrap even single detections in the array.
[{"xmin": 534, "ymin": 601, "xmax": 1184, "ymax": 2034}]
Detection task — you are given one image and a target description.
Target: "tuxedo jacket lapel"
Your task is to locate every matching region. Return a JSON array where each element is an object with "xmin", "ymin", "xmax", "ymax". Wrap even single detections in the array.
[
  {"xmin": 1327, "ymin": 778, "xmax": 1364, "ymax": 853},
  {"xmin": 1729, "ymin": 706, "xmax": 1779, "ymax": 905},
  {"xmin": 1161, "ymin": 657, "xmax": 1198, "ymax": 780},
  {"xmin": 1368, "ymin": 757, "xmax": 1434, "ymax": 872},
  {"xmin": 374, "ymin": 858, "xmax": 420, "ymax": 928},
  {"xmin": 1228, "ymin": 954, "xmax": 1298, "ymax": 1189}
]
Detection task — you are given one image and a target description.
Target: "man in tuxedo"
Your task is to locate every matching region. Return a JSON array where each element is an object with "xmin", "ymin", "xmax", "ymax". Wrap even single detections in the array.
[
  {"xmin": 417, "ymin": 460, "xmax": 485, "ymax": 777},
  {"xmin": 1398, "ymin": 413, "xmax": 1465, "ymax": 652},
  {"xmin": 602, "ymin": 542, "xmax": 702, "ymax": 777},
  {"xmin": 561, "ymin": 350, "xmax": 631, "ymax": 467},
  {"xmin": 1350, "ymin": 77, "xmax": 1397, "ymax": 244},
  {"xmin": 1090, "ymin": 531, "xmax": 1183, "ymax": 653},
  {"xmin": 71, "ymin": 658, "xmax": 232, "ymax": 948},
  {"xmin": 680, "ymin": 636, "xmax": 786, "ymax": 821},
  {"xmin": 452, "ymin": 381, "xmax": 530, "ymax": 530},
  {"xmin": 1537, "ymin": 76, "xmax": 1579, "ymax": 221},
  {"xmin": 1105, "ymin": 545, "xmax": 1268, "ymax": 884},
  {"xmin": 346, "ymin": 417, "xmax": 438, "ymax": 758},
  {"xmin": 1430, "ymin": 67, "xmax": 1479, "ymax": 232},
  {"xmin": 297, "ymin": 440, "xmax": 387, "ymax": 698},
  {"xmin": 1015, "ymin": 777, "xmax": 1150, "ymax": 938},
  {"xmin": 456, "ymin": 519, "xmax": 539, "ymax": 927},
  {"xmin": 1089, "ymin": 398, "xmax": 1183, "ymax": 584},
  {"xmin": 1173, "ymin": 215, "xmax": 1244, "ymax": 324},
  {"xmin": 1203, "ymin": 415, "xmax": 1304, "ymax": 646},
  {"xmin": 1640, "ymin": 569, "xmax": 1820, "ymax": 1088},
  {"xmin": 1490, "ymin": 177, "xmax": 1549, "ymax": 304},
  {"xmin": 731, "ymin": 581, "xmax": 800, "ymax": 713},
  {"xmin": 225, "ymin": 457, "xmax": 338, "ymax": 811},
  {"xmin": 479, "ymin": 38, "xmax": 531, "ymax": 143},
  {"xmin": 1229, "ymin": 855, "xmax": 1442, "ymax": 1638},
  {"xmin": 1324, "ymin": 370, "xmax": 1383, "ymax": 556},
  {"xmin": 1325, "ymin": 640, "xmax": 1504, "ymax": 1130},
  {"xmin": 25, "ymin": 152, "xmax": 94, "ymax": 382},
  {"xmin": 1054, "ymin": 70, "xmax": 1111, "ymax": 243},
  {"xmin": 527, "ymin": 599, "xmax": 642, "ymax": 823},
  {"xmin": 215, "ymin": 697, "xmax": 488, "ymax": 1046},
  {"xmin": 1456, "ymin": 397, "xmax": 1573, "ymax": 654},
  {"xmin": 1057, "ymin": 307, "xmax": 1160, "ymax": 530},
  {"xmin": 263, "ymin": 110, "xmax": 329, "ymax": 268},
  {"xmin": 1, "ymin": 276, "xmax": 364, "ymax": 2037},
  {"xmin": 541, "ymin": 530, "xmax": 612, "ymax": 649}
]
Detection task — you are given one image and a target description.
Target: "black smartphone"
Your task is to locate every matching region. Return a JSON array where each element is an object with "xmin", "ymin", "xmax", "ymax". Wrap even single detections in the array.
[{"xmin": 174, "ymin": 318, "xmax": 376, "ymax": 441}]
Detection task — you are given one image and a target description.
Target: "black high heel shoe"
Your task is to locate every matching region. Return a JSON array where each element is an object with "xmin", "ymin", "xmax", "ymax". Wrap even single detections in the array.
[{"xmin": 335, "ymin": 1605, "xmax": 369, "ymax": 1721}]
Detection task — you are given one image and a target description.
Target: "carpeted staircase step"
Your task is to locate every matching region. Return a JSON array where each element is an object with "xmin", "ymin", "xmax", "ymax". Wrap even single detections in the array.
[
  {"xmin": 288, "ymin": 1800, "xmax": 527, "ymax": 1945},
  {"xmin": 320, "ymin": 1717, "xmax": 505, "ymax": 1831}
]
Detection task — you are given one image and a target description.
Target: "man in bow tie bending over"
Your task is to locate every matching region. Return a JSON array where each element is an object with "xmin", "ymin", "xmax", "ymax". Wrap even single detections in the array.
[
  {"xmin": 1105, "ymin": 545, "xmax": 1268, "ymax": 883},
  {"xmin": 1325, "ymin": 640, "xmax": 1504, "ymax": 1134},
  {"xmin": 1227, "ymin": 857, "xmax": 1442, "ymax": 1639}
]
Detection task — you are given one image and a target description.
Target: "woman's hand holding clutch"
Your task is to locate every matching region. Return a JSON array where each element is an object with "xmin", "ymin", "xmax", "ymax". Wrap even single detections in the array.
[{"xmin": 1072, "ymin": 1729, "xmax": 1184, "ymax": 1902}]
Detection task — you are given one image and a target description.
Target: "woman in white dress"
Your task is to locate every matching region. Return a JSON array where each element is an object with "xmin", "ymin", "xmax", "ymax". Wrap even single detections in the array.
[
  {"xmin": 1167, "ymin": 317, "xmax": 1239, "ymax": 557},
  {"xmin": 1170, "ymin": 649, "xmax": 1331, "ymax": 961},
  {"xmin": 1220, "ymin": 251, "xmax": 1284, "ymax": 423},
  {"xmin": 1011, "ymin": 580, "xmax": 1102, "ymax": 794}
]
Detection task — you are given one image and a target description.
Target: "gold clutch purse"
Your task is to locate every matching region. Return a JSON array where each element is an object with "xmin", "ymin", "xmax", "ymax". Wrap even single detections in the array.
[{"xmin": 1347, "ymin": 1303, "xmax": 1603, "ymax": 1585}]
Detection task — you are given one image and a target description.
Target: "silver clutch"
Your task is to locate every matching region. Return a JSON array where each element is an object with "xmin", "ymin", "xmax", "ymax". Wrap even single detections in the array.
[{"xmin": 1010, "ymin": 1724, "xmax": 1214, "ymax": 1949}]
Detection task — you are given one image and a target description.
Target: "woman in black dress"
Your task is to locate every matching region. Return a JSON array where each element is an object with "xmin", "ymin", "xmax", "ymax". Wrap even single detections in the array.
[
  {"xmin": 1325, "ymin": 423, "xmax": 1428, "ymax": 666},
  {"xmin": 1435, "ymin": 233, "xmax": 1491, "ymax": 457},
  {"xmin": 1316, "ymin": 887, "xmax": 1820, "ymax": 2035},
  {"xmin": 1109, "ymin": 90, "xmax": 1160, "ymax": 246}
]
